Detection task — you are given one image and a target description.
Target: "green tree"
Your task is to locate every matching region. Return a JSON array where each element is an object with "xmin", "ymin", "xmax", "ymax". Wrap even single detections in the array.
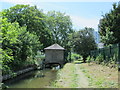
[
  {"xmin": 46, "ymin": 11, "xmax": 74, "ymax": 61},
  {"xmin": 1, "ymin": 17, "xmax": 42, "ymax": 74},
  {"xmin": 46, "ymin": 11, "xmax": 73, "ymax": 45},
  {"xmin": 99, "ymin": 3, "xmax": 120, "ymax": 45},
  {"xmin": 1, "ymin": 18, "xmax": 22, "ymax": 74},
  {"xmin": 71, "ymin": 27, "xmax": 97, "ymax": 62},
  {"xmin": 2, "ymin": 4, "xmax": 52, "ymax": 48},
  {"xmin": 10, "ymin": 29, "xmax": 42, "ymax": 70}
]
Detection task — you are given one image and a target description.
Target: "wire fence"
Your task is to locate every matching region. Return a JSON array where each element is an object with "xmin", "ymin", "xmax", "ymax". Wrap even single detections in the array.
[{"xmin": 90, "ymin": 43, "xmax": 120, "ymax": 63}]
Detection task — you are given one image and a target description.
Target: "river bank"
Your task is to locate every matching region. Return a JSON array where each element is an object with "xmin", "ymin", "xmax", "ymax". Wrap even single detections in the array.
[
  {"xmin": 3, "ymin": 69, "xmax": 58, "ymax": 88},
  {"xmin": 2, "ymin": 66, "xmax": 37, "ymax": 81}
]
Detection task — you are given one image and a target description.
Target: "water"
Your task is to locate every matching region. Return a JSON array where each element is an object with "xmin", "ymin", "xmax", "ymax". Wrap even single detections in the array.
[{"xmin": 4, "ymin": 69, "xmax": 58, "ymax": 88}]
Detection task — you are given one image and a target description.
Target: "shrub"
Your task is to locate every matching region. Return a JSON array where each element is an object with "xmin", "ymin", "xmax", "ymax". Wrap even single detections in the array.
[
  {"xmin": 95, "ymin": 54, "xmax": 104, "ymax": 64},
  {"xmin": 86, "ymin": 56, "xmax": 95, "ymax": 65},
  {"xmin": 71, "ymin": 53, "xmax": 82, "ymax": 61},
  {"xmin": 2, "ymin": 65, "xmax": 13, "ymax": 75},
  {"xmin": 86, "ymin": 56, "xmax": 91, "ymax": 63},
  {"xmin": 108, "ymin": 54, "xmax": 117, "ymax": 68}
]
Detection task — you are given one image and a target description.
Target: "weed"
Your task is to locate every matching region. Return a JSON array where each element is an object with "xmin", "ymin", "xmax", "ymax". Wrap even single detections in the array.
[{"xmin": 79, "ymin": 63, "xmax": 118, "ymax": 88}]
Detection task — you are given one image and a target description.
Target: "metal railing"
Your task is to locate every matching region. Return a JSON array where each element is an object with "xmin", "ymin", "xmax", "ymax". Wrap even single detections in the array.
[{"xmin": 90, "ymin": 43, "xmax": 120, "ymax": 63}]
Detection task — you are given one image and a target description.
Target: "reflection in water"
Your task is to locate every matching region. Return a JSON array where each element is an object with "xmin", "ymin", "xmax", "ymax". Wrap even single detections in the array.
[
  {"xmin": 52, "ymin": 65, "xmax": 60, "ymax": 70},
  {"xmin": 34, "ymin": 71, "xmax": 45, "ymax": 78},
  {"xmin": 4, "ymin": 69, "xmax": 58, "ymax": 88}
]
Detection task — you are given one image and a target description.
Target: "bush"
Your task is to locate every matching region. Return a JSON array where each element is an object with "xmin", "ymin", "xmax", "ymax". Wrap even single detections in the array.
[
  {"xmin": 108, "ymin": 54, "xmax": 117, "ymax": 68},
  {"xmin": 86, "ymin": 56, "xmax": 95, "ymax": 65},
  {"xmin": 2, "ymin": 65, "xmax": 13, "ymax": 75},
  {"xmin": 86, "ymin": 56, "xmax": 91, "ymax": 63},
  {"xmin": 71, "ymin": 53, "xmax": 82, "ymax": 61},
  {"xmin": 95, "ymin": 54, "xmax": 104, "ymax": 64}
]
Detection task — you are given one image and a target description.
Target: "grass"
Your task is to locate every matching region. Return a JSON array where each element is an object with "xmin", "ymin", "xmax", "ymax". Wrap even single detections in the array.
[
  {"xmin": 51, "ymin": 61, "xmax": 89, "ymax": 88},
  {"xmin": 79, "ymin": 62, "xmax": 118, "ymax": 88},
  {"xmin": 51, "ymin": 60, "xmax": 119, "ymax": 88},
  {"xmin": 51, "ymin": 63, "xmax": 78, "ymax": 88}
]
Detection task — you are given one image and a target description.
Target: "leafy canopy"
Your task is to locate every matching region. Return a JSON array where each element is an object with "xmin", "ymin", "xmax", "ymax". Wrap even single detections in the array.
[
  {"xmin": 71, "ymin": 27, "xmax": 97, "ymax": 62},
  {"xmin": 99, "ymin": 3, "xmax": 120, "ymax": 45},
  {"xmin": 2, "ymin": 4, "xmax": 51, "ymax": 49}
]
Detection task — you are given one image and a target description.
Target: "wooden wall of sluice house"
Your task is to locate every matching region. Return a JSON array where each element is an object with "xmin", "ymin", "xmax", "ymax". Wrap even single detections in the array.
[{"xmin": 45, "ymin": 50, "xmax": 64, "ymax": 65}]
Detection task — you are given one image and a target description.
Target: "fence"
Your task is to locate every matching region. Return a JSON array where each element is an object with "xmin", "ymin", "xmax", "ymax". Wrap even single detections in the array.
[{"xmin": 90, "ymin": 43, "xmax": 120, "ymax": 63}]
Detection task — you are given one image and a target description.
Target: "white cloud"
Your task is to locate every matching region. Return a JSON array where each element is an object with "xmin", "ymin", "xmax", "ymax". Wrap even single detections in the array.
[{"xmin": 70, "ymin": 15, "xmax": 99, "ymax": 31}]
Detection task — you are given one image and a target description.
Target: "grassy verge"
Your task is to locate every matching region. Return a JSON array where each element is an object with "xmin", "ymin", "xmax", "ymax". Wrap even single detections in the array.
[
  {"xmin": 79, "ymin": 62, "xmax": 118, "ymax": 88},
  {"xmin": 51, "ymin": 63, "xmax": 78, "ymax": 88},
  {"xmin": 51, "ymin": 61, "xmax": 118, "ymax": 88},
  {"xmin": 51, "ymin": 61, "xmax": 89, "ymax": 88}
]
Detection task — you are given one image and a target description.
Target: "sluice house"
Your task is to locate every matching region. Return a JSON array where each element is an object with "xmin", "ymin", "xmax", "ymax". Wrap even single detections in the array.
[{"xmin": 44, "ymin": 44, "xmax": 65, "ymax": 67}]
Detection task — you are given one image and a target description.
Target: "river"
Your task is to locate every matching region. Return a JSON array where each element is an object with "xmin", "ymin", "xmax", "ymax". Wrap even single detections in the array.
[{"xmin": 4, "ymin": 69, "xmax": 58, "ymax": 88}]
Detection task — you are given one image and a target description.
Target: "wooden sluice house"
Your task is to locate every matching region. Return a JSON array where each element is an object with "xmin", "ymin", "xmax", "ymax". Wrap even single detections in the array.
[{"xmin": 44, "ymin": 44, "xmax": 65, "ymax": 68}]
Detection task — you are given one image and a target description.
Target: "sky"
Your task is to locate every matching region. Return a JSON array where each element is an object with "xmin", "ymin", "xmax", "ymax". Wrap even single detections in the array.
[{"xmin": 0, "ymin": 0, "xmax": 119, "ymax": 31}]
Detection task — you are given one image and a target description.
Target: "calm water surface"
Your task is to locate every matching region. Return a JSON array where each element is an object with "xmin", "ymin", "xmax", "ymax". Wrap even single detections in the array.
[{"xmin": 4, "ymin": 69, "xmax": 58, "ymax": 88}]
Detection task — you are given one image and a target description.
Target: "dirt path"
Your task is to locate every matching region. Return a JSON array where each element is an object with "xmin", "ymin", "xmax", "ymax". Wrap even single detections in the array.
[
  {"xmin": 75, "ymin": 64, "xmax": 89, "ymax": 88},
  {"xmin": 52, "ymin": 63, "xmax": 90, "ymax": 88},
  {"xmin": 52, "ymin": 61, "xmax": 118, "ymax": 88}
]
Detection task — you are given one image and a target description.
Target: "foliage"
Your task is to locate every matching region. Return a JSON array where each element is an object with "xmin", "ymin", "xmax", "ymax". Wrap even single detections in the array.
[
  {"xmin": 71, "ymin": 27, "xmax": 97, "ymax": 62},
  {"xmin": 89, "ymin": 53, "xmax": 118, "ymax": 68},
  {"xmin": 86, "ymin": 56, "xmax": 91, "ymax": 63},
  {"xmin": 2, "ymin": 5, "xmax": 74, "ymax": 62},
  {"xmin": 1, "ymin": 17, "xmax": 42, "ymax": 74},
  {"xmin": 2, "ymin": 4, "xmax": 52, "ymax": 49},
  {"xmin": 46, "ymin": 11, "xmax": 73, "ymax": 45},
  {"xmin": 99, "ymin": 3, "xmax": 120, "ymax": 45},
  {"xmin": 108, "ymin": 54, "xmax": 118, "ymax": 68},
  {"xmin": 1, "ymin": 18, "xmax": 21, "ymax": 74},
  {"xmin": 90, "ymin": 42, "xmax": 119, "ymax": 68},
  {"xmin": 86, "ymin": 56, "xmax": 95, "ymax": 66},
  {"xmin": 71, "ymin": 53, "xmax": 83, "ymax": 61},
  {"xmin": 1, "ymin": 5, "xmax": 75, "ymax": 75},
  {"xmin": 34, "ymin": 51, "xmax": 45, "ymax": 66},
  {"xmin": 11, "ymin": 29, "xmax": 42, "ymax": 69},
  {"xmin": 95, "ymin": 54, "xmax": 104, "ymax": 64},
  {"xmin": 46, "ymin": 11, "xmax": 74, "ymax": 61},
  {"xmin": 1, "ymin": 4, "xmax": 51, "ymax": 75}
]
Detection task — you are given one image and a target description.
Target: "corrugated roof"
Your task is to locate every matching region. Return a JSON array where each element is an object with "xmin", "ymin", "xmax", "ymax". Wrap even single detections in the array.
[{"xmin": 44, "ymin": 44, "xmax": 65, "ymax": 50}]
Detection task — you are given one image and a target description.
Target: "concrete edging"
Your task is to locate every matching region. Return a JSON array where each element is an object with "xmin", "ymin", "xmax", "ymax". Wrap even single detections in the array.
[{"xmin": 2, "ymin": 67, "xmax": 36, "ymax": 81}]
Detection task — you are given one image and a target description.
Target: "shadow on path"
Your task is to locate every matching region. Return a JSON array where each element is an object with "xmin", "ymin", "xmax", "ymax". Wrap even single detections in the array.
[{"xmin": 74, "ymin": 61, "xmax": 85, "ymax": 64}]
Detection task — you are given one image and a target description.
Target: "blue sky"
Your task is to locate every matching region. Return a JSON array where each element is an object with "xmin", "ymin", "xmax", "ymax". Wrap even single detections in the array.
[{"xmin": 0, "ymin": 0, "xmax": 119, "ymax": 31}]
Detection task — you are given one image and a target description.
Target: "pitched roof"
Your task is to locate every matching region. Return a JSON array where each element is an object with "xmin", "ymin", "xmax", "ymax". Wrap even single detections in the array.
[{"xmin": 44, "ymin": 44, "xmax": 65, "ymax": 50}]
